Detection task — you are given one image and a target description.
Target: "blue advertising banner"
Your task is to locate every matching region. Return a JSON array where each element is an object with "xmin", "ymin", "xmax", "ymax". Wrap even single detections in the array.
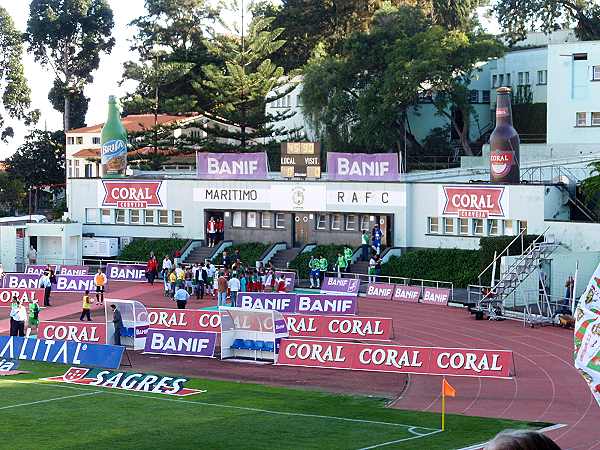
[{"xmin": 0, "ymin": 336, "xmax": 124, "ymax": 369}]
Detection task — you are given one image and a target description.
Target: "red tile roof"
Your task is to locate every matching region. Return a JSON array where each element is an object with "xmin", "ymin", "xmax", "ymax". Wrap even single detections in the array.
[
  {"xmin": 68, "ymin": 113, "xmax": 197, "ymax": 134},
  {"xmin": 71, "ymin": 148, "xmax": 100, "ymax": 158}
]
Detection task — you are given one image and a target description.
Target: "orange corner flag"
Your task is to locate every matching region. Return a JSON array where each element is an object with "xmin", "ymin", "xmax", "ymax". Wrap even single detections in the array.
[{"xmin": 443, "ymin": 379, "xmax": 456, "ymax": 398}]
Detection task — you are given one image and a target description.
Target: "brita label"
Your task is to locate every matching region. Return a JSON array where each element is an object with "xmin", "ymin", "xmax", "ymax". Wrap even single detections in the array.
[{"xmin": 101, "ymin": 139, "xmax": 127, "ymax": 164}]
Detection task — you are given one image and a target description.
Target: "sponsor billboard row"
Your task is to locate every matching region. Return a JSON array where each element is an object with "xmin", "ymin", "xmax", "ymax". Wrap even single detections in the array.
[
  {"xmin": 277, "ymin": 339, "xmax": 514, "ymax": 379},
  {"xmin": 3, "ymin": 273, "xmax": 99, "ymax": 293},
  {"xmin": 238, "ymin": 292, "xmax": 358, "ymax": 315},
  {"xmin": 366, "ymin": 282, "xmax": 451, "ymax": 306}
]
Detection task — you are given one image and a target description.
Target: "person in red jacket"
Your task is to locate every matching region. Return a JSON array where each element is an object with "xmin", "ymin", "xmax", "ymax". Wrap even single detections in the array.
[
  {"xmin": 207, "ymin": 217, "xmax": 216, "ymax": 247},
  {"xmin": 217, "ymin": 217, "xmax": 224, "ymax": 243},
  {"xmin": 146, "ymin": 255, "xmax": 158, "ymax": 285}
]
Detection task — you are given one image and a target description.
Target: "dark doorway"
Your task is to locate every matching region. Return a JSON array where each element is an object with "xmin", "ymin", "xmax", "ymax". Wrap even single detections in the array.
[
  {"xmin": 205, "ymin": 210, "xmax": 224, "ymax": 246},
  {"xmin": 293, "ymin": 213, "xmax": 310, "ymax": 247},
  {"xmin": 374, "ymin": 215, "xmax": 393, "ymax": 247}
]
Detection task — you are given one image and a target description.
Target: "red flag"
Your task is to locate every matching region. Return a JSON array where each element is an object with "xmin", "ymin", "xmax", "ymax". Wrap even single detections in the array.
[{"xmin": 442, "ymin": 379, "xmax": 456, "ymax": 397}]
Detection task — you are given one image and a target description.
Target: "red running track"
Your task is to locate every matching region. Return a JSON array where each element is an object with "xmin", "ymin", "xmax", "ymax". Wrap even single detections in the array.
[{"xmin": 3, "ymin": 281, "xmax": 600, "ymax": 449}]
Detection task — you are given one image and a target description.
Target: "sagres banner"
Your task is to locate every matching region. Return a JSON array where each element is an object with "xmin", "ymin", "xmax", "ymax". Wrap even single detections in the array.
[
  {"xmin": 43, "ymin": 367, "xmax": 205, "ymax": 396},
  {"xmin": 574, "ymin": 263, "xmax": 600, "ymax": 406}
]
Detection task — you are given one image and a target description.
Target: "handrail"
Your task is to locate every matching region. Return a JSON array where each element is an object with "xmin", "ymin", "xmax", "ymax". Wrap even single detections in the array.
[{"xmin": 477, "ymin": 227, "xmax": 527, "ymax": 285}]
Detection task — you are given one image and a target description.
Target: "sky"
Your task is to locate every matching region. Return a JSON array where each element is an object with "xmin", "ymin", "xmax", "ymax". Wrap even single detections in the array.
[{"xmin": 0, "ymin": 1, "xmax": 498, "ymax": 160}]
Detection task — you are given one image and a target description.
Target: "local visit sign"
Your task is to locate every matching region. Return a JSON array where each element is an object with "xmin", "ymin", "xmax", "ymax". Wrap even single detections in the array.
[
  {"xmin": 100, "ymin": 180, "xmax": 165, "ymax": 209},
  {"xmin": 441, "ymin": 185, "xmax": 507, "ymax": 218}
]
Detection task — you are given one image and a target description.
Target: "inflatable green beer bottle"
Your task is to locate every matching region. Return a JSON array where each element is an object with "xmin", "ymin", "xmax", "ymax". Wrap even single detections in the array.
[{"xmin": 100, "ymin": 95, "xmax": 128, "ymax": 178}]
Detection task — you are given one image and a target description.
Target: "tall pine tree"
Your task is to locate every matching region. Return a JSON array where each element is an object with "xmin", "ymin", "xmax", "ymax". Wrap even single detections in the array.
[{"xmin": 189, "ymin": 0, "xmax": 297, "ymax": 151}]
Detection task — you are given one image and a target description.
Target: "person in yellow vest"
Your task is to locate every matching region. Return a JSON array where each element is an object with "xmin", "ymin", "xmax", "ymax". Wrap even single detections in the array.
[
  {"xmin": 94, "ymin": 269, "xmax": 107, "ymax": 305},
  {"xmin": 80, "ymin": 290, "xmax": 92, "ymax": 321},
  {"xmin": 168, "ymin": 269, "xmax": 177, "ymax": 298}
]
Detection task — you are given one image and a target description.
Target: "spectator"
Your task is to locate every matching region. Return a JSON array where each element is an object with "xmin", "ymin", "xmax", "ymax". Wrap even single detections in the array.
[
  {"xmin": 163, "ymin": 269, "xmax": 171, "ymax": 297},
  {"xmin": 94, "ymin": 268, "xmax": 107, "ymax": 305},
  {"xmin": 368, "ymin": 253, "xmax": 377, "ymax": 283},
  {"xmin": 207, "ymin": 217, "xmax": 217, "ymax": 247},
  {"xmin": 228, "ymin": 274, "xmax": 240, "ymax": 307},
  {"xmin": 175, "ymin": 264, "xmax": 185, "ymax": 280},
  {"xmin": 240, "ymin": 272, "xmax": 248, "ymax": 293},
  {"xmin": 372, "ymin": 225, "xmax": 382, "ymax": 255},
  {"xmin": 40, "ymin": 271, "xmax": 52, "ymax": 307},
  {"xmin": 344, "ymin": 246, "xmax": 353, "ymax": 268},
  {"xmin": 168, "ymin": 269, "xmax": 177, "ymax": 298},
  {"xmin": 174, "ymin": 285, "xmax": 190, "ymax": 309},
  {"xmin": 161, "ymin": 255, "xmax": 172, "ymax": 278},
  {"xmin": 336, "ymin": 252, "xmax": 348, "ymax": 277},
  {"xmin": 318, "ymin": 255, "xmax": 328, "ymax": 287},
  {"xmin": 217, "ymin": 272, "xmax": 228, "ymax": 306},
  {"xmin": 173, "ymin": 249, "xmax": 182, "ymax": 266},
  {"xmin": 27, "ymin": 245, "xmax": 37, "ymax": 265},
  {"xmin": 110, "ymin": 304, "xmax": 123, "ymax": 346},
  {"xmin": 10, "ymin": 299, "xmax": 27, "ymax": 337},
  {"xmin": 185, "ymin": 266, "xmax": 194, "ymax": 293},
  {"xmin": 146, "ymin": 255, "xmax": 158, "ymax": 285},
  {"xmin": 564, "ymin": 275, "xmax": 575, "ymax": 307},
  {"xmin": 8, "ymin": 295, "xmax": 19, "ymax": 336},
  {"xmin": 222, "ymin": 250, "xmax": 231, "ymax": 270},
  {"xmin": 217, "ymin": 217, "xmax": 225, "ymax": 243},
  {"xmin": 361, "ymin": 230, "xmax": 370, "ymax": 261},
  {"xmin": 28, "ymin": 298, "xmax": 40, "ymax": 330},
  {"xmin": 309, "ymin": 255, "xmax": 320, "ymax": 289},
  {"xmin": 80, "ymin": 290, "xmax": 92, "ymax": 321},
  {"xmin": 485, "ymin": 429, "xmax": 561, "ymax": 450},
  {"xmin": 207, "ymin": 260, "xmax": 216, "ymax": 297}
]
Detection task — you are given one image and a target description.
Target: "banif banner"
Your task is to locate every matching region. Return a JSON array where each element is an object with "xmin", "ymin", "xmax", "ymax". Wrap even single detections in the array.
[
  {"xmin": 196, "ymin": 152, "xmax": 268, "ymax": 180},
  {"xmin": 327, "ymin": 152, "xmax": 400, "ymax": 181}
]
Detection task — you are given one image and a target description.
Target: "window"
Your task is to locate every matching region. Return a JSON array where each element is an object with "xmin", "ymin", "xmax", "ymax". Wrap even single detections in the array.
[
  {"xmin": 443, "ymin": 218, "xmax": 454, "ymax": 234},
  {"xmin": 360, "ymin": 215, "xmax": 370, "ymax": 231},
  {"xmin": 498, "ymin": 74, "xmax": 504, "ymax": 86},
  {"xmin": 518, "ymin": 220, "xmax": 528, "ymax": 234},
  {"xmin": 458, "ymin": 218, "xmax": 469, "ymax": 235},
  {"xmin": 74, "ymin": 168, "xmax": 80, "ymax": 177},
  {"xmin": 576, "ymin": 112, "xmax": 587, "ymax": 127},
  {"xmin": 573, "ymin": 53, "xmax": 588, "ymax": 61},
  {"xmin": 130, "ymin": 210, "xmax": 140, "ymax": 224},
  {"xmin": 296, "ymin": 95, "xmax": 303, "ymax": 107},
  {"xmin": 316, "ymin": 214, "xmax": 327, "ymax": 230},
  {"xmin": 275, "ymin": 213, "xmax": 285, "ymax": 229},
  {"xmin": 488, "ymin": 219, "xmax": 500, "ymax": 235},
  {"xmin": 469, "ymin": 90, "xmax": 479, "ymax": 103},
  {"xmin": 101, "ymin": 209, "xmax": 112, "ymax": 224},
  {"xmin": 92, "ymin": 137, "xmax": 101, "ymax": 145},
  {"xmin": 144, "ymin": 209, "xmax": 155, "ymax": 224},
  {"xmin": 74, "ymin": 159, "xmax": 80, "ymax": 167},
  {"xmin": 537, "ymin": 70, "xmax": 547, "ymax": 85},
  {"xmin": 524, "ymin": 72, "xmax": 530, "ymax": 84},
  {"xmin": 246, "ymin": 211, "xmax": 257, "ymax": 228},
  {"xmin": 506, "ymin": 73, "xmax": 511, "ymax": 86},
  {"xmin": 428, "ymin": 217, "xmax": 439, "ymax": 234},
  {"xmin": 593, "ymin": 65, "xmax": 600, "ymax": 81},
  {"xmin": 67, "ymin": 137, "xmax": 74, "ymax": 145},
  {"xmin": 173, "ymin": 210, "xmax": 182, "ymax": 225},
  {"xmin": 331, "ymin": 214, "xmax": 342, "ymax": 231},
  {"xmin": 518, "ymin": 72, "xmax": 524, "ymax": 85},
  {"xmin": 115, "ymin": 209, "xmax": 126, "ymax": 224},
  {"xmin": 76, "ymin": 136, "xmax": 83, "ymax": 145},
  {"xmin": 232, "ymin": 211, "xmax": 242, "ymax": 227},
  {"xmin": 158, "ymin": 210, "xmax": 169, "ymax": 224},
  {"xmin": 84, "ymin": 164, "xmax": 93, "ymax": 178},
  {"xmin": 503, "ymin": 220, "xmax": 514, "ymax": 235},
  {"xmin": 261, "ymin": 212, "xmax": 272, "ymax": 228},
  {"xmin": 592, "ymin": 112, "xmax": 600, "ymax": 126},
  {"xmin": 86, "ymin": 208, "xmax": 98, "ymax": 223},
  {"xmin": 473, "ymin": 219, "xmax": 484, "ymax": 235},
  {"xmin": 345, "ymin": 214, "xmax": 357, "ymax": 231},
  {"xmin": 492, "ymin": 74, "xmax": 497, "ymax": 88},
  {"xmin": 482, "ymin": 90, "xmax": 490, "ymax": 103}
]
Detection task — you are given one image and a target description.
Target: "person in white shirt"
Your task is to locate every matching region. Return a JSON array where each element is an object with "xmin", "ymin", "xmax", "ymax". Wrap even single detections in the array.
[
  {"xmin": 228, "ymin": 275, "xmax": 240, "ymax": 307},
  {"xmin": 175, "ymin": 265, "xmax": 185, "ymax": 280},
  {"xmin": 27, "ymin": 245, "xmax": 37, "ymax": 265},
  {"xmin": 39, "ymin": 272, "xmax": 53, "ymax": 307},
  {"xmin": 162, "ymin": 255, "xmax": 172, "ymax": 276},
  {"xmin": 10, "ymin": 299, "xmax": 27, "ymax": 336}
]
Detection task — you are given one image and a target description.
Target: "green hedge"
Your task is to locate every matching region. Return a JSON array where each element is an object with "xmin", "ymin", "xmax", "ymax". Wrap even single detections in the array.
[
  {"xmin": 479, "ymin": 234, "xmax": 539, "ymax": 285},
  {"xmin": 381, "ymin": 249, "xmax": 480, "ymax": 288},
  {"xmin": 119, "ymin": 238, "xmax": 187, "ymax": 262},
  {"xmin": 212, "ymin": 243, "xmax": 269, "ymax": 267},
  {"xmin": 289, "ymin": 244, "xmax": 350, "ymax": 279}
]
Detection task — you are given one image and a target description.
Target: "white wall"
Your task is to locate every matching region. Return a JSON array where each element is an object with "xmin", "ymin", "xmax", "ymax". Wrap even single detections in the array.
[
  {"xmin": 547, "ymin": 41, "xmax": 600, "ymax": 145},
  {"xmin": 0, "ymin": 227, "xmax": 17, "ymax": 271}
]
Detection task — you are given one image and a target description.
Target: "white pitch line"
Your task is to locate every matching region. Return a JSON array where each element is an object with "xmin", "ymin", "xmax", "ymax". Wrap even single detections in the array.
[
  {"xmin": 0, "ymin": 391, "xmax": 102, "ymax": 411},
  {"xmin": 357, "ymin": 429, "xmax": 443, "ymax": 450}
]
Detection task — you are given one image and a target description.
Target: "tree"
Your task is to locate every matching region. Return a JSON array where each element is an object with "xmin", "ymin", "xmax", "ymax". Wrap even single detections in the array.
[
  {"xmin": 26, "ymin": 0, "xmax": 115, "ymax": 132},
  {"xmin": 494, "ymin": 0, "xmax": 600, "ymax": 44},
  {"xmin": 0, "ymin": 7, "xmax": 38, "ymax": 141},
  {"xmin": 122, "ymin": 0, "xmax": 217, "ymax": 115},
  {"xmin": 189, "ymin": 0, "xmax": 297, "ymax": 151},
  {"xmin": 0, "ymin": 172, "xmax": 26, "ymax": 215},
  {"xmin": 48, "ymin": 78, "xmax": 89, "ymax": 129},
  {"xmin": 7, "ymin": 130, "xmax": 66, "ymax": 189}
]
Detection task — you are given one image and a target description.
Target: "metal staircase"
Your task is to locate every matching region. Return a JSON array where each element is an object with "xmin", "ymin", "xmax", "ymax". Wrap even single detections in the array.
[{"xmin": 474, "ymin": 229, "xmax": 559, "ymax": 319}]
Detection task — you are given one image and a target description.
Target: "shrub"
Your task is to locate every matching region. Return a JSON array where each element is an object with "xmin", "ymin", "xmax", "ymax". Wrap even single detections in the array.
[
  {"xmin": 119, "ymin": 238, "xmax": 187, "ymax": 262},
  {"xmin": 381, "ymin": 249, "xmax": 480, "ymax": 288},
  {"xmin": 212, "ymin": 242, "xmax": 269, "ymax": 267},
  {"xmin": 289, "ymin": 244, "xmax": 350, "ymax": 279}
]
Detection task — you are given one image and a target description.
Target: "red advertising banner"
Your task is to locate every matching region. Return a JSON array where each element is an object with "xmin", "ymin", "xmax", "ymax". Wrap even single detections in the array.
[
  {"xmin": 147, "ymin": 308, "xmax": 221, "ymax": 333},
  {"xmin": 442, "ymin": 186, "xmax": 505, "ymax": 218},
  {"xmin": 365, "ymin": 283, "xmax": 394, "ymax": 300},
  {"xmin": 0, "ymin": 288, "xmax": 45, "ymax": 304},
  {"xmin": 421, "ymin": 287, "xmax": 451, "ymax": 306},
  {"xmin": 277, "ymin": 339, "xmax": 514, "ymax": 378},
  {"xmin": 285, "ymin": 314, "xmax": 393, "ymax": 341},
  {"xmin": 102, "ymin": 180, "xmax": 164, "ymax": 208},
  {"xmin": 391, "ymin": 285, "xmax": 421, "ymax": 303},
  {"xmin": 38, "ymin": 321, "xmax": 107, "ymax": 344}
]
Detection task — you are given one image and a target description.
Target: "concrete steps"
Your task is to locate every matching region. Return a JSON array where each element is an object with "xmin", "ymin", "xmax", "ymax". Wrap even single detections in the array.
[
  {"xmin": 184, "ymin": 246, "xmax": 216, "ymax": 264},
  {"xmin": 270, "ymin": 247, "xmax": 301, "ymax": 270}
]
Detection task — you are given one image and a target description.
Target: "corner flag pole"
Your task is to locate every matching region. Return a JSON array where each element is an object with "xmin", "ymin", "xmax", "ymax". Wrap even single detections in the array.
[{"xmin": 441, "ymin": 377, "xmax": 446, "ymax": 431}]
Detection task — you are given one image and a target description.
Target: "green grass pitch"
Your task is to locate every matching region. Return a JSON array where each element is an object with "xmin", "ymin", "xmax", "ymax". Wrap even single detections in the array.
[{"xmin": 0, "ymin": 362, "xmax": 546, "ymax": 449}]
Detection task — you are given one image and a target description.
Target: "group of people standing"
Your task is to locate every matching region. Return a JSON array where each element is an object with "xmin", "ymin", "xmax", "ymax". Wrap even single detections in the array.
[
  {"xmin": 8, "ymin": 294, "xmax": 39, "ymax": 336},
  {"xmin": 206, "ymin": 216, "xmax": 225, "ymax": 247},
  {"xmin": 361, "ymin": 225, "xmax": 383, "ymax": 261}
]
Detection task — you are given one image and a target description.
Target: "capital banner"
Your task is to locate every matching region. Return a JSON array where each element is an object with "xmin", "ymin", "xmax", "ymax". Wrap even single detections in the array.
[
  {"xmin": 147, "ymin": 308, "xmax": 221, "ymax": 333},
  {"xmin": 106, "ymin": 263, "xmax": 147, "ymax": 282},
  {"xmin": 366, "ymin": 283, "xmax": 395, "ymax": 301},
  {"xmin": 196, "ymin": 152, "xmax": 268, "ymax": 180},
  {"xmin": 320, "ymin": 277, "xmax": 360, "ymax": 296},
  {"xmin": 100, "ymin": 180, "xmax": 166, "ymax": 209},
  {"xmin": 392, "ymin": 285, "xmax": 422, "ymax": 303},
  {"xmin": 38, "ymin": 321, "xmax": 107, "ymax": 344},
  {"xmin": 327, "ymin": 152, "xmax": 400, "ymax": 181},
  {"xmin": 59, "ymin": 265, "xmax": 89, "ymax": 276},
  {"xmin": 421, "ymin": 287, "xmax": 451, "ymax": 306},
  {"xmin": 144, "ymin": 329, "xmax": 217, "ymax": 358},
  {"xmin": 441, "ymin": 185, "xmax": 507, "ymax": 218},
  {"xmin": 0, "ymin": 288, "xmax": 44, "ymax": 304},
  {"xmin": 285, "ymin": 314, "xmax": 393, "ymax": 340},
  {"xmin": 0, "ymin": 336, "xmax": 123, "ymax": 369},
  {"xmin": 277, "ymin": 339, "xmax": 514, "ymax": 378},
  {"xmin": 54, "ymin": 275, "xmax": 97, "ymax": 293}
]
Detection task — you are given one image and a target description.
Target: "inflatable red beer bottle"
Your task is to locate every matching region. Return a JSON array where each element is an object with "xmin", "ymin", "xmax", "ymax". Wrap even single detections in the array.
[
  {"xmin": 489, "ymin": 87, "xmax": 520, "ymax": 184},
  {"xmin": 101, "ymin": 95, "xmax": 128, "ymax": 178}
]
